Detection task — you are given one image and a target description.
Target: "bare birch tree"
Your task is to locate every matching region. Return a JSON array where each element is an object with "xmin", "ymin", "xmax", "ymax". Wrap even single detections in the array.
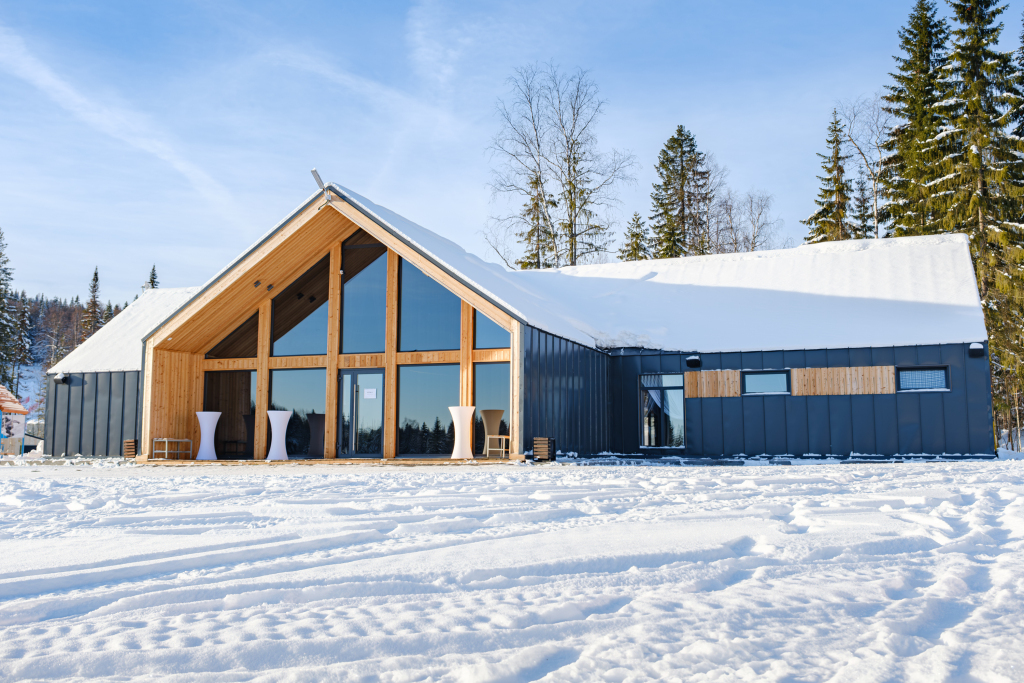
[
  {"xmin": 838, "ymin": 93, "xmax": 893, "ymax": 238},
  {"xmin": 488, "ymin": 63, "xmax": 636, "ymax": 267}
]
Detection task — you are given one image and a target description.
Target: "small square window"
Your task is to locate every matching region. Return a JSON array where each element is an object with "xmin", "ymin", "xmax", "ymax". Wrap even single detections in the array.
[
  {"xmin": 742, "ymin": 371, "xmax": 789, "ymax": 394},
  {"xmin": 898, "ymin": 368, "xmax": 948, "ymax": 391}
]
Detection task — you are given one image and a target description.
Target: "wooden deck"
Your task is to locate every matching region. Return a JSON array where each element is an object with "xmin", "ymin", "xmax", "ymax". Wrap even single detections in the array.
[{"xmin": 140, "ymin": 455, "xmax": 528, "ymax": 466}]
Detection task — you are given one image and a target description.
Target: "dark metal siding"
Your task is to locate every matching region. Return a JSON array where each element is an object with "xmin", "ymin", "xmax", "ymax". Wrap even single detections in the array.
[
  {"xmin": 605, "ymin": 342, "xmax": 994, "ymax": 457},
  {"xmin": 42, "ymin": 371, "xmax": 140, "ymax": 456},
  {"xmin": 521, "ymin": 326, "xmax": 610, "ymax": 455}
]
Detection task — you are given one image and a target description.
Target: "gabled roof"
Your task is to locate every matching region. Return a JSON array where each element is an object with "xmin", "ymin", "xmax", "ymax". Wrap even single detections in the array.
[
  {"xmin": 49, "ymin": 287, "xmax": 200, "ymax": 374},
  {"xmin": 331, "ymin": 186, "xmax": 987, "ymax": 352},
  {"xmin": 135, "ymin": 182, "xmax": 986, "ymax": 357}
]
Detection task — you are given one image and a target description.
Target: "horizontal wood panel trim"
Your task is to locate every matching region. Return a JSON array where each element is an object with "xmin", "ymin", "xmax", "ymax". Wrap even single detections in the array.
[
  {"xmin": 268, "ymin": 355, "xmax": 328, "ymax": 369},
  {"xmin": 339, "ymin": 353, "xmax": 386, "ymax": 368},
  {"xmin": 202, "ymin": 358, "xmax": 258, "ymax": 371},
  {"xmin": 396, "ymin": 350, "xmax": 461, "ymax": 365},
  {"xmin": 472, "ymin": 348, "xmax": 511, "ymax": 363},
  {"xmin": 791, "ymin": 366, "xmax": 895, "ymax": 396},
  {"xmin": 684, "ymin": 370, "xmax": 740, "ymax": 398}
]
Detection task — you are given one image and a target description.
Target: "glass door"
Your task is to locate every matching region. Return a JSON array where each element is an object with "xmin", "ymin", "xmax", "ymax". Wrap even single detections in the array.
[{"xmin": 337, "ymin": 370, "xmax": 384, "ymax": 456}]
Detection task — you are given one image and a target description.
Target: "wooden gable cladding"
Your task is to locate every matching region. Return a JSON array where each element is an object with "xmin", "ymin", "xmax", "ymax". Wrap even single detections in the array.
[
  {"xmin": 151, "ymin": 202, "xmax": 355, "ymax": 355},
  {"xmin": 791, "ymin": 366, "xmax": 895, "ymax": 396},
  {"xmin": 684, "ymin": 370, "xmax": 741, "ymax": 398}
]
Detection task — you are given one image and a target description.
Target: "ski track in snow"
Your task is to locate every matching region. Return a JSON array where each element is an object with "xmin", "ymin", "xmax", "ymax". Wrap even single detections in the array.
[{"xmin": 0, "ymin": 461, "xmax": 1022, "ymax": 682}]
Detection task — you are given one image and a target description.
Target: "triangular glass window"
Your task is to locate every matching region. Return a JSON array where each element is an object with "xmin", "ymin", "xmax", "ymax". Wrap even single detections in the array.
[
  {"xmin": 205, "ymin": 312, "xmax": 259, "ymax": 359},
  {"xmin": 271, "ymin": 254, "xmax": 330, "ymax": 356}
]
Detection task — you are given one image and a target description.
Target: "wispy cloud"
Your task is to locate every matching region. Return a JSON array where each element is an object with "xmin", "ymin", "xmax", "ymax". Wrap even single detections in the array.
[
  {"xmin": 405, "ymin": 0, "xmax": 493, "ymax": 90},
  {"xmin": 0, "ymin": 22, "xmax": 238, "ymax": 220}
]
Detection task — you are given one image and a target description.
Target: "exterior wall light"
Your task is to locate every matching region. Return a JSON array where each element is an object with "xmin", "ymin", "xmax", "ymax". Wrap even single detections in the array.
[
  {"xmin": 969, "ymin": 342, "xmax": 985, "ymax": 358},
  {"xmin": 686, "ymin": 355, "xmax": 702, "ymax": 368}
]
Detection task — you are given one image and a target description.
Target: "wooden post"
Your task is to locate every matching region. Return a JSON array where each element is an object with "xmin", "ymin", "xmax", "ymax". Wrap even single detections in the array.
[
  {"xmin": 324, "ymin": 241, "xmax": 342, "ymax": 458},
  {"xmin": 460, "ymin": 302, "xmax": 475, "ymax": 453},
  {"xmin": 382, "ymin": 249, "xmax": 400, "ymax": 459},
  {"xmin": 254, "ymin": 299, "xmax": 272, "ymax": 459}
]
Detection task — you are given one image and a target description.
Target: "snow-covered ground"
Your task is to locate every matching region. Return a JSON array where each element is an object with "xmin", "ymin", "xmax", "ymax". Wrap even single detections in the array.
[{"xmin": 1, "ymin": 461, "xmax": 1022, "ymax": 682}]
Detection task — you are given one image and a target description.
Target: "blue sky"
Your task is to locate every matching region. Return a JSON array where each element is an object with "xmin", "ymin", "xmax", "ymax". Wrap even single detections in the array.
[{"xmin": 1, "ymin": 1, "xmax": 1021, "ymax": 304}]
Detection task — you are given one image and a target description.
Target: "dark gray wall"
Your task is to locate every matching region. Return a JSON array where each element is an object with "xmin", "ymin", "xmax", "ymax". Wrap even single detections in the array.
[
  {"xmin": 44, "ymin": 371, "xmax": 140, "ymax": 456},
  {"xmin": 521, "ymin": 326, "xmax": 610, "ymax": 456},
  {"xmin": 607, "ymin": 343, "xmax": 993, "ymax": 457}
]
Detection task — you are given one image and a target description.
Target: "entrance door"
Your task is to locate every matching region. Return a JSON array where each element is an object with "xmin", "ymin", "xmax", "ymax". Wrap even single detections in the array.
[{"xmin": 337, "ymin": 370, "xmax": 384, "ymax": 456}]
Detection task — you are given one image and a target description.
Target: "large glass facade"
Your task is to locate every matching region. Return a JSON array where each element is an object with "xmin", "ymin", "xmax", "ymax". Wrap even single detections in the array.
[
  {"xmin": 640, "ymin": 374, "xmax": 685, "ymax": 448},
  {"xmin": 206, "ymin": 313, "xmax": 259, "ymax": 359},
  {"xmin": 474, "ymin": 362, "xmax": 510, "ymax": 454},
  {"xmin": 269, "ymin": 368, "xmax": 327, "ymax": 456},
  {"xmin": 203, "ymin": 370, "xmax": 257, "ymax": 459},
  {"xmin": 474, "ymin": 311, "xmax": 510, "ymax": 349},
  {"xmin": 398, "ymin": 260, "xmax": 461, "ymax": 352},
  {"xmin": 337, "ymin": 370, "xmax": 384, "ymax": 456},
  {"xmin": 397, "ymin": 364, "xmax": 459, "ymax": 455},
  {"xmin": 272, "ymin": 255, "xmax": 330, "ymax": 357},
  {"xmin": 342, "ymin": 244, "xmax": 387, "ymax": 354}
]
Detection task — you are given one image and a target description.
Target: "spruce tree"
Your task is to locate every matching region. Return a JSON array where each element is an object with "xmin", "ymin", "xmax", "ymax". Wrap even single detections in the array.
[
  {"xmin": 617, "ymin": 213, "xmax": 652, "ymax": 261},
  {"xmin": 82, "ymin": 267, "xmax": 102, "ymax": 339},
  {"xmin": 516, "ymin": 174, "xmax": 557, "ymax": 270},
  {"xmin": 147, "ymin": 265, "xmax": 159, "ymax": 289},
  {"xmin": 930, "ymin": 0, "xmax": 1024, "ymax": 318},
  {"xmin": 803, "ymin": 111, "xmax": 853, "ymax": 242},
  {"xmin": 103, "ymin": 301, "xmax": 114, "ymax": 324},
  {"xmin": 852, "ymin": 170, "xmax": 874, "ymax": 238},
  {"xmin": 0, "ymin": 228, "xmax": 18, "ymax": 389},
  {"xmin": 882, "ymin": 0, "xmax": 949, "ymax": 236},
  {"xmin": 650, "ymin": 126, "xmax": 708, "ymax": 258}
]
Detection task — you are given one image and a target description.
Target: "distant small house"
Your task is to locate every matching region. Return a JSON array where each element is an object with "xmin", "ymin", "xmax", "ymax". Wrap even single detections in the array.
[{"xmin": 45, "ymin": 183, "xmax": 993, "ymax": 459}]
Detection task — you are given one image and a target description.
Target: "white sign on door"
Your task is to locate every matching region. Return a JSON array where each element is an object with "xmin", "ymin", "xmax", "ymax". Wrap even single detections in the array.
[{"xmin": 363, "ymin": 388, "xmax": 377, "ymax": 399}]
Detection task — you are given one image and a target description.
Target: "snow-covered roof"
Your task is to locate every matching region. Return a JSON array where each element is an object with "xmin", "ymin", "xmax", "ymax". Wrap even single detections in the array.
[
  {"xmin": 49, "ymin": 287, "xmax": 200, "ymax": 374},
  {"xmin": 330, "ymin": 185, "xmax": 987, "ymax": 353},
  {"xmin": 141, "ymin": 183, "xmax": 987, "ymax": 358}
]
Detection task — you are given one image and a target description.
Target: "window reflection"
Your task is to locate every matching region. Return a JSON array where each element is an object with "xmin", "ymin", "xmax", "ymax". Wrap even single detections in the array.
[
  {"xmin": 399, "ymin": 259, "xmax": 461, "ymax": 352},
  {"xmin": 640, "ymin": 375, "xmax": 685, "ymax": 448},
  {"xmin": 474, "ymin": 310, "xmax": 510, "ymax": 349},
  {"xmin": 269, "ymin": 368, "xmax": 327, "ymax": 456},
  {"xmin": 474, "ymin": 362, "xmax": 509, "ymax": 454},
  {"xmin": 342, "ymin": 240, "xmax": 387, "ymax": 353},
  {"xmin": 338, "ymin": 370, "xmax": 384, "ymax": 456},
  {"xmin": 397, "ymin": 364, "xmax": 459, "ymax": 455},
  {"xmin": 203, "ymin": 370, "xmax": 256, "ymax": 459},
  {"xmin": 272, "ymin": 255, "xmax": 330, "ymax": 357},
  {"xmin": 206, "ymin": 313, "xmax": 259, "ymax": 359}
]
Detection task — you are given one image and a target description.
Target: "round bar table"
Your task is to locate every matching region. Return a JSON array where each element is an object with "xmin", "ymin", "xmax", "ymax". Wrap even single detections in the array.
[
  {"xmin": 448, "ymin": 406, "xmax": 475, "ymax": 460},
  {"xmin": 195, "ymin": 411, "xmax": 221, "ymax": 460},
  {"xmin": 267, "ymin": 410, "xmax": 292, "ymax": 461}
]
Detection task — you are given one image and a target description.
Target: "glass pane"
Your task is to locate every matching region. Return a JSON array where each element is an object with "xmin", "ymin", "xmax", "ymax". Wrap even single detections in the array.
[
  {"xmin": 640, "ymin": 374, "xmax": 684, "ymax": 388},
  {"xmin": 743, "ymin": 372, "xmax": 788, "ymax": 394},
  {"xmin": 354, "ymin": 372, "xmax": 384, "ymax": 454},
  {"xmin": 206, "ymin": 313, "xmax": 258, "ymax": 359},
  {"xmin": 342, "ymin": 248, "xmax": 387, "ymax": 354},
  {"xmin": 475, "ymin": 310, "xmax": 511, "ymax": 349},
  {"xmin": 269, "ymin": 368, "xmax": 327, "ymax": 456},
  {"xmin": 641, "ymin": 387, "xmax": 685, "ymax": 447},
  {"xmin": 203, "ymin": 370, "xmax": 257, "ymax": 459},
  {"xmin": 338, "ymin": 374, "xmax": 351, "ymax": 455},
  {"xmin": 899, "ymin": 369, "xmax": 947, "ymax": 390},
  {"xmin": 397, "ymin": 364, "xmax": 459, "ymax": 455},
  {"xmin": 474, "ymin": 362, "xmax": 510, "ymax": 454},
  {"xmin": 399, "ymin": 259, "xmax": 461, "ymax": 352},
  {"xmin": 272, "ymin": 255, "xmax": 330, "ymax": 357}
]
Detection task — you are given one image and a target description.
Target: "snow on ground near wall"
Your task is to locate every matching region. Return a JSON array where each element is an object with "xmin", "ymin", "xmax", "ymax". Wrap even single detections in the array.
[{"xmin": 1, "ymin": 462, "xmax": 1023, "ymax": 682}]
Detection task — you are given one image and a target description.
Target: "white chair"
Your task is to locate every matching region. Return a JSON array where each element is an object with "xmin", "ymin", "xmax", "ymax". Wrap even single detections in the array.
[{"xmin": 481, "ymin": 409, "xmax": 509, "ymax": 458}]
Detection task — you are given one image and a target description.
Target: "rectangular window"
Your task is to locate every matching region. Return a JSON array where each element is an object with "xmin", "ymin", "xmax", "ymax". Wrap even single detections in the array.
[
  {"xmin": 474, "ymin": 362, "xmax": 510, "ymax": 454},
  {"xmin": 898, "ymin": 368, "xmax": 948, "ymax": 391},
  {"xmin": 640, "ymin": 374, "xmax": 685, "ymax": 448},
  {"xmin": 742, "ymin": 371, "xmax": 789, "ymax": 394},
  {"xmin": 203, "ymin": 370, "xmax": 257, "ymax": 459},
  {"xmin": 271, "ymin": 255, "xmax": 330, "ymax": 357},
  {"xmin": 268, "ymin": 368, "xmax": 327, "ymax": 456},
  {"xmin": 397, "ymin": 364, "xmax": 460, "ymax": 455}
]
